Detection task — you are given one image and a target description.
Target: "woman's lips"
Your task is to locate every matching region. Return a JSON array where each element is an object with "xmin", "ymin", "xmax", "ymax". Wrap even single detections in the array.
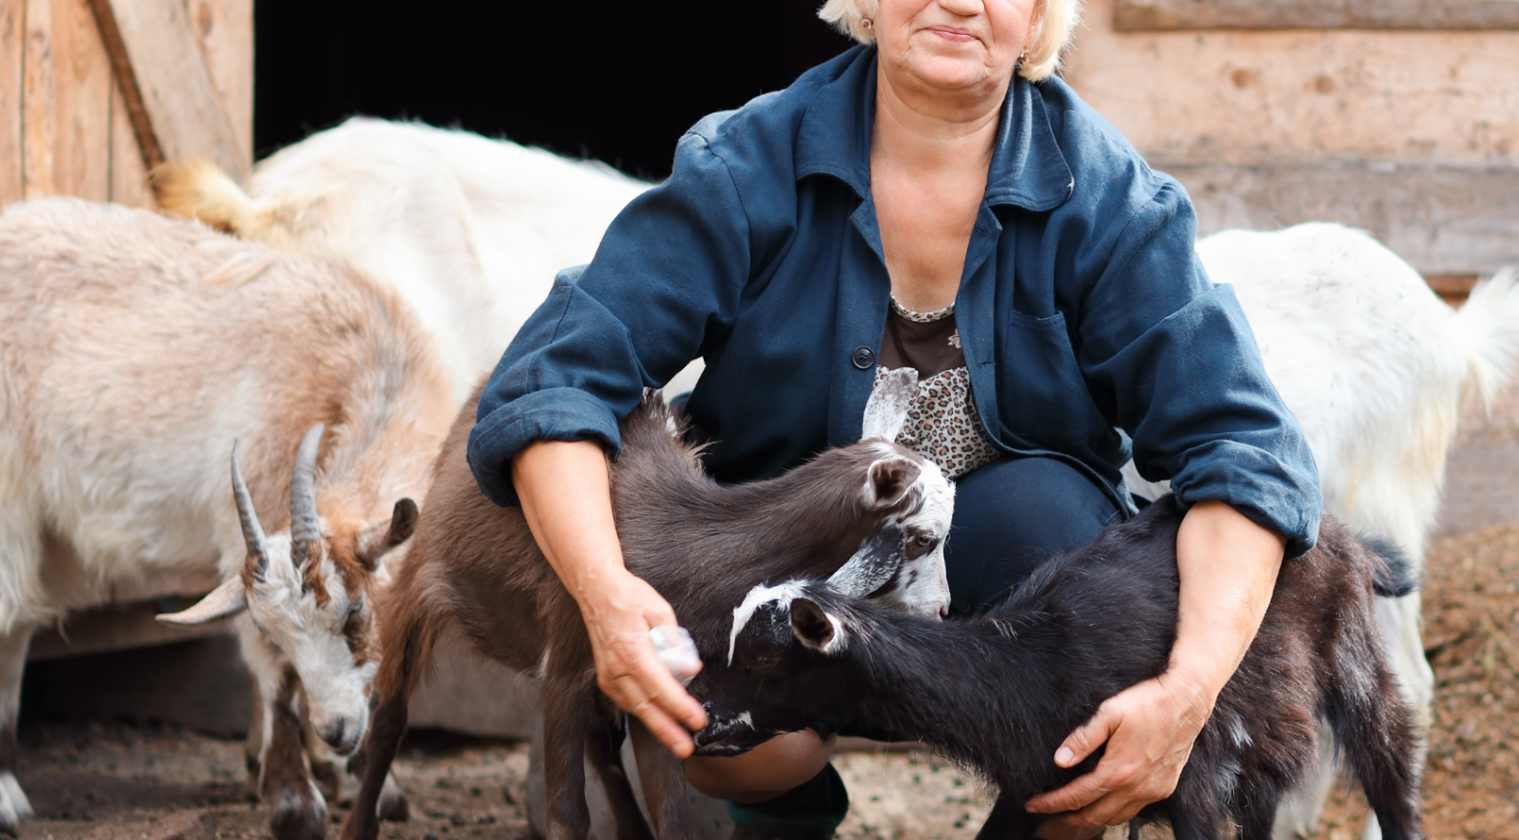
[{"xmin": 927, "ymin": 26, "xmax": 977, "ymax": 43}]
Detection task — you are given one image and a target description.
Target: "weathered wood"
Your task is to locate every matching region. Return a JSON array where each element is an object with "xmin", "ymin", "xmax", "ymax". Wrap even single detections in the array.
[
  {"xmin": 84, "ymin": 0, "xmax": 248, "ymax": 180},
  {"xmin": 184, "ymin": 0, "xmax": 252, "ymax": 170},
  {"xmin": 108, "ymin": 78, "xmax": 151, "ymax": 206},
  {"xmin": 48, "ymin": 0, "xmax": 110, "ymax": 200},
  {"xmin": 21, "ymin": 0, "xmax": 54, "ymax": 197},
  {"xmin": 1160, "ymin": 162, "xmax": 1519, "ymax": 276},
  {"xmin": 1115, "ymin": 0, "xmax": 1519, "ymax": 31},
  {"xmin": 0, "ymin": 0, "xmax": 24, "ymax": 204}
]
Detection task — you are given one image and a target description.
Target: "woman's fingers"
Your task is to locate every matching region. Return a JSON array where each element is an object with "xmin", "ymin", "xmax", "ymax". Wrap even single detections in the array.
[{"xmin": 1025, "ymin": 673, "xmax": 1211, "ymax": 824}]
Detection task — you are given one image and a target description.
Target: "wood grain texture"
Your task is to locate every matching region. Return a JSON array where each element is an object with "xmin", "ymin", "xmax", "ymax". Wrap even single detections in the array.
[
  {"xmin": 21, "ymin": 0, "xmax": 54, "ymax": 197},
  {"xmin": 184, "ymin": 0, "xmax": 251, "ymax": 170},
  {"xmin": 1163, "ymin": 162, "xmax": 1519, "ymax": 275},
  {"xmin": 108, "ymin": 78, "xmax": 151, "ymax": 206},
  {"xmin": 48, "ymin": 0, "xmax": 110, "ymax": 200},
  {"xmin": 0, "ymin": 0, "xmax": 24, "ymax": 204},
  {"xmin": 1063, "ymin": 0, "xmax": 1519, "ymax": 168},
  {"xmin": 1115, "ymin": 0, "xmax": 1519, "ymax": 31},
  {"xmin": 86, "ymin": 0, "xmax": 248, "ymax": 181}
]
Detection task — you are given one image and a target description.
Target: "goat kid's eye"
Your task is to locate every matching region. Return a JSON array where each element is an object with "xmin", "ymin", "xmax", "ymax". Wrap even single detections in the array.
[{"xmin": 915, "ymin": 534, "xmax": 935, "ymax": 548}]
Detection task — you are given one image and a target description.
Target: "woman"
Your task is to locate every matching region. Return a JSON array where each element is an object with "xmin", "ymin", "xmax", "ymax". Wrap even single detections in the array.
[{"xmin": 466, "ymin": 1, "xmax": 1321, "ymax": 837}]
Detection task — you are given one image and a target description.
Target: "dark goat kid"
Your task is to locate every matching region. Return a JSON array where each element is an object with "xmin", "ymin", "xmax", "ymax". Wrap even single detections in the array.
[
  {"xmin": 701, "ymin": 495, "xmax": 1423, "ymax": 840},
  {"xmin": 342, "ymin": 378, "xmax": 955, "ymax": 840}
]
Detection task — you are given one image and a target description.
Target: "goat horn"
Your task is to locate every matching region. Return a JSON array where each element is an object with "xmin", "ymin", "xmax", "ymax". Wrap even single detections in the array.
[
  {"xmin": 828, "ymin": 524, "xmax": 907, "ymax": 598},
  {"xmin": 289, "ymin": 423, "xmax": 325, "ymax": 567},
  {"xmin": 230, "ymin": 439, "xmax": 270, "ymax": 578}
]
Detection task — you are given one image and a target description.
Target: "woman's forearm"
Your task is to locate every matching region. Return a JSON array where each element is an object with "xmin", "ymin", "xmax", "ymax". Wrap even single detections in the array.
[
  {"xmin": 512, "ymin": 438, "xmax": 708, "ymax": 754},
  {"xmin": 1170, "ymin": 500, "xmax": 1287, "ymax": 698},
  {"xmin": 512, "ymin": 439, "xmax": 626, "ymax": 603}
]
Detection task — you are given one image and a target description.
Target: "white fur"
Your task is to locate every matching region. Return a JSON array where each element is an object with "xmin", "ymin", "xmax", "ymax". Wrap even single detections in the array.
[
  {"xmin": 878, "ymin": 457, "xmax": 955, "ymax": 617},
  {"xmin": 160, "ymin": 118, "xmax": 709, "ymax": 404}
]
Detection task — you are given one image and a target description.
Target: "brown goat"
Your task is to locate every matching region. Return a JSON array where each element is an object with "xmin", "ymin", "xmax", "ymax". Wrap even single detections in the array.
[{"xmin": 334, "ymin": 380, "xmax": 955, "ymax": 840}]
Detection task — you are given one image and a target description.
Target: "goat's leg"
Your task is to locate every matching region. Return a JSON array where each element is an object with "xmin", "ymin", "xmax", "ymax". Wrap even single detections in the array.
[
  {"xmin": 1161, "ymin": 769, "xmax": 1226, "ymax": 840},
  {"xmin": 0, "ymin": 623, "xmax": 36, "ymax": 833},
  {"xmin": 341, "ymin": 687, "xmax": 410, "ymax": 840},
  {"xmin": 585, "ymin": 718, "xmax": 655, "ymax": 840},
  {"xmin": 541, "ymin": 679, "xmax": 596, "ymax": 840},
  {"xmin": 628, "ymin": 718, "xmax": 694, "ymax": 840},
  {"xmin": 239, "ymin": 620, "xmax": 326, "ymax": 840}
]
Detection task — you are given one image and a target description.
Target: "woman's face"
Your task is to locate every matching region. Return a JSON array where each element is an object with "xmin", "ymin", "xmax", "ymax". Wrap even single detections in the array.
[{"xmin": 874, "ymin": 0, "xmax": 1038, "ymax": 95}]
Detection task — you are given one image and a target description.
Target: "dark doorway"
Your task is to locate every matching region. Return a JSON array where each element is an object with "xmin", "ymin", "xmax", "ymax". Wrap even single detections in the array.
[{"xmin": 254, "ymin": 1, "xmax": 855, "ymax": 180}]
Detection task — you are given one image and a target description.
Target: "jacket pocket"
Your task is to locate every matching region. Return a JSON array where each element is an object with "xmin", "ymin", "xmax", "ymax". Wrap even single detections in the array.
[{"xmin": 998, "ymin": 309, "xmax": 1110, "ymax": 448}]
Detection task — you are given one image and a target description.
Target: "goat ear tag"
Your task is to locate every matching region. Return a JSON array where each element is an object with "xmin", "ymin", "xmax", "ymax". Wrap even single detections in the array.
[
  {"xmin": 791, "ymin": 598, "xmax": 843, "ymax": 654},
  {"xmin": 861, "ymin": 368, "xmax": 918, "ymax": 442},
  {"xmin": 155, "ymin": 576, "xmax": 248, "ymax": 625}
]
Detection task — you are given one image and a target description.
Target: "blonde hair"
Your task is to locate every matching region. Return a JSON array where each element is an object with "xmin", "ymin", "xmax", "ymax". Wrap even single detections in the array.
[{"xmin": 816, "ymin": 0, "xmax": 1084, "ymax": 82}]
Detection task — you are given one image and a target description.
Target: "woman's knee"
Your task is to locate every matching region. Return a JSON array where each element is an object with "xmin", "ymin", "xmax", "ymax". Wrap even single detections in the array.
[
  {"xmin": 945, "ymin": 457, "xmax": 1122, "ymax": 614},
  {"xmin": 683, "ymin": 730, "xmax": 837, "ymax": 803}
]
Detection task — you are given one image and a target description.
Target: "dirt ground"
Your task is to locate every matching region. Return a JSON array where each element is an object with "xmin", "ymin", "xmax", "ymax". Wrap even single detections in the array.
[{"xmin": 13, "ymin": 524, "xmax": 1518, "ymax": 840}]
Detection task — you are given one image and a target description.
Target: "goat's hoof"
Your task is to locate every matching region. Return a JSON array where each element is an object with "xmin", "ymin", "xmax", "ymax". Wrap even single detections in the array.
[
  {"xmin": 0, "ymin": 772, "xmax": 35, "ymax": 834},
  {"xmin": 269, "ymin": 791, "xmax": 328, "ymax": 840},
  {"xmin": 377, "ymin": 769, "xmax": 409, "ymax": 822}
]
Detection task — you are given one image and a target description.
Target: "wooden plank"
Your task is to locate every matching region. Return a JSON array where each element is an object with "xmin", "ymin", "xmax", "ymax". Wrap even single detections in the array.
[
  {"xmin": 0, "ymin": 0, "xmax": 24, "ymax": 205},
  {"xmin": 183, "ymin": 0, "xmax": 251, "ymax": 171},
  {"xmin": 108, "ymin": 78, "xmax": 151, "ymax": 206},
  {"xmin": 48, "ymin": 0, "xmax": 110, "ymax": 200},
  {"xmin": 1063, "ymin": 3, "xmax": 1519, "ymax": 167},
  {"xmin": 1160, "ymin": 162, "xmax": 1519, "ymax": 276},
  {"xmin": 1115, "ymin": 0, "xmax": 1519, "ymax": 31},
  {"xmin": 84, "ymin": 0, "xmax": 247, "ymax": 181},
  {"xmin": 21, "ymin": 0, "xmax": 54, "ymax": 197}
]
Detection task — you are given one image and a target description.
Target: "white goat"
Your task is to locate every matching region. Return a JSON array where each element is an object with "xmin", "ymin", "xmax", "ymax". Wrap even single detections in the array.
[
  {"xmin": 152, "ymin": 117, "xmax": 661, "ymax": 405},
  {"xmin": 0, "ymin": 198, "xmax": 456, "ymax": 840},
  {"xmin": 1125, "ymin": 222, "xmax": 1519, "ymax": 840}
]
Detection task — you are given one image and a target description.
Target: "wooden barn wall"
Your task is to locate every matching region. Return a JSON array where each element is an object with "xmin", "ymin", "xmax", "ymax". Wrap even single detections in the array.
[
  {"xmin": 1062, "ymin": 0, "xmax": 1519, "ymax": 277},
  {"xmin": 0, "ymin": 0, "xmax": 251, "ymax": 209}
]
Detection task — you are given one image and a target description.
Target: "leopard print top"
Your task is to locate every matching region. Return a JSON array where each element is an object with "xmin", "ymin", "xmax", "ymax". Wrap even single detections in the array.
[{"xmin": 871, "ymin": 297, "xmax": 1001, "ymax": 479}]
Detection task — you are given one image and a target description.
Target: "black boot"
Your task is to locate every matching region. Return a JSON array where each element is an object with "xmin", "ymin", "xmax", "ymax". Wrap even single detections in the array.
[{"xmin": 728, "ymin": 763, "xmax": 849, "ymax": 840}]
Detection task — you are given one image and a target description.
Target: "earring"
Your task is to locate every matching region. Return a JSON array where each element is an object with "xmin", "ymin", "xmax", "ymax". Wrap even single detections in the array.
[{"xmin": 861, "ymin": 17, "xmax": 873, "ymax": 29}]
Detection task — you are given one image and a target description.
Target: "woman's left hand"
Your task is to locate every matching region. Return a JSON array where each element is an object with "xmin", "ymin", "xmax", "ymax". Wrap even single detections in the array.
[{"xmin": 1022, "ymin": 665, "xmax": 1217, "ymax": 829}]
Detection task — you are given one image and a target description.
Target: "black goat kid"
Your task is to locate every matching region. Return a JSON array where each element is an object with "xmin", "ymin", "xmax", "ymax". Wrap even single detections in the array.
[{"xmin": 699, "ymin": 495, "xmax": 1423, "ymax": 840}]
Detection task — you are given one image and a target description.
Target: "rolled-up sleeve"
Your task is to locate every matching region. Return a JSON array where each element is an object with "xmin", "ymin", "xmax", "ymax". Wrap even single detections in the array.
[
  {"xmin": 1076, "ymin": 182, "xmax": 1322, "ymax": 556},
  {"xmin": 467, "ymin": 130, "xmax": 753, "ymax": 506}
]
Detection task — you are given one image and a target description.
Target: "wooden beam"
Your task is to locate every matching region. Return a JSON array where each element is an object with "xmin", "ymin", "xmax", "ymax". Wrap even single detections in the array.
[
  {"xmin": 0, "ymin": 0, "xmax": 24, "ymax": 204},
  {"xmin": 84, "ymin": 0, "xmax": 248, "ymax": 181},
  {"xmin": 49, "ymin": 0, "xmax": 111, "ymax": 201},
  {"xmin": 1115, "ymin": 0, "xmax": 1519, "ymax": 31},
  {"xmin": 21, "ymin": 0, "xmax": 55, "ymax": 197},
  {"xmin": 1159, "ymin": 161, "xmax": 1519, "ymax": 276}
]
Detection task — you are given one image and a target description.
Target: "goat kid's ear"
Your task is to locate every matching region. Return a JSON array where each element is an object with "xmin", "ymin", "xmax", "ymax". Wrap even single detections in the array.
[
  {"xmin": 356, "ymin": 498, "xmax": 419, "ymax": 570},
  {"xmin": 790, "ymin": 598, "xmax": 845, "ymax": 655},
  {"xmin": 828, "ymin": 524, "xmax": 906, "ymax": 598},
  {"xmin": 155, "ymin": 576, "xmax": 248, "ymax": 625},
  {"xmin": 864, "ymin": 457, "xmax": 921, "ymax": 509},
  {"xmin": 861, "ymin": 368, "xmax": 918, "ymax": 442}
]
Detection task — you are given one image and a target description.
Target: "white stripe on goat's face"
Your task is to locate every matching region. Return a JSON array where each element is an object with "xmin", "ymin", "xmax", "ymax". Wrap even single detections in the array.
[
  {"xmin": 728, "ymin": 581, "xmax": 809, "ymax": 665},
  {"xmin": 866, "ymin": 453, "xmax": 954, "ymax": 618},
  {"xmin": 245, "ymin": 528, "xmax": 376, "ymax": 756}
]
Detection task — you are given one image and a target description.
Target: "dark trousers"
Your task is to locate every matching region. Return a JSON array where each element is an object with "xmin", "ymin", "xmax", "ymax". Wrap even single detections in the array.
[{"xmin": 944, "ymin": 455, "xmax": 1129, "ymax": 617}]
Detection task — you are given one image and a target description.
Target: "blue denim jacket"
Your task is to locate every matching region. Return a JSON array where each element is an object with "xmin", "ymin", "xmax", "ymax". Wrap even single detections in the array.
[{"xmin": 468, "ymin": 46, "xmax": 1322, "ymax": 556}]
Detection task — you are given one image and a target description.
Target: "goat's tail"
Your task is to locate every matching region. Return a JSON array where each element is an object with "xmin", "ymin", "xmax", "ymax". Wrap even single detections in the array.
[
  {"xmin": 1361, "ymin": 535, "xmax": 1418, "ymax": 598},
  {"xmin": 150, "ymin": 158, "xmax": 260, "ymax": 236},
  {"xmin": 1452, "ymin": 267, "xmax": 1519, "ymax": 414}
]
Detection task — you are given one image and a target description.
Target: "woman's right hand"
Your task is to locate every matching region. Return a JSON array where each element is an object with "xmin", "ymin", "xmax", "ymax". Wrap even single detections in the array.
[{"xmin": 576, "ymin": 568, "xmax": 708, "ymax": 757}]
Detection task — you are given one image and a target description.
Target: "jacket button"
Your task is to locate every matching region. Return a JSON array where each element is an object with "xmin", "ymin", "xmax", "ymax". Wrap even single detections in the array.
[{"xmin": 851, "ymin": 346, "xmax": 875, "ymax": 369}]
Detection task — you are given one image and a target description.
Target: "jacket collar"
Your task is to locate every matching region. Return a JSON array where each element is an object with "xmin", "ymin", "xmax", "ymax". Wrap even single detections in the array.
[{"xmin": 795, "ymin": 46, "xmax": 1074, "ymax": 212}]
